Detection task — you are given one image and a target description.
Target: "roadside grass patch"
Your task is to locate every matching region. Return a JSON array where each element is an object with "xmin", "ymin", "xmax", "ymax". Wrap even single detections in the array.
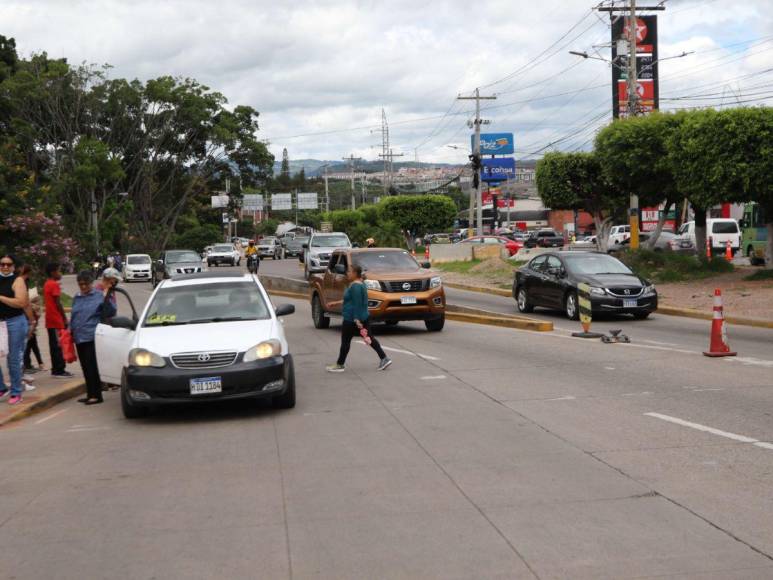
[
  {"xmin": 745, "ymin": 269, "xmax": 773, "ymax": 281},
  {"xmin": 436, "ymin": 257, "xmax": 521, "ymax": 287},
  {"xmin": 435, "ymin": 259, "xmax": 483, "ymax": 274},
  {"xmin": 617, "ymin": 250, "xmax": 734, "ymax": 283}
]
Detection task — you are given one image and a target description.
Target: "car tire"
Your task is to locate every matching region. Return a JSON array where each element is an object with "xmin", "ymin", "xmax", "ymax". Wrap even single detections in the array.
[
  {"xmin": 312, "ymin": 294, "xmax": 330, "ymax": 329},
  {"xmin": 121, "ymin": 373, "xmax": 149, "ymax": 419},
  {"xmin": 272, "ymin": 358, "xmax": 296, "ymax": 409},
  {"xmin": 565, "ymin": 291, "xmax": 580, "ymax": 321},
  {"xmin": 516, "ymin": 287, "xmax": 534, "ymax": 313},
  {"xmin": 425, "ymin": 315, "xmax": 445, "ymax": 332},
  {"xmin": 633, "ymin": 311, "xmax": 650, "ymax": 320}
]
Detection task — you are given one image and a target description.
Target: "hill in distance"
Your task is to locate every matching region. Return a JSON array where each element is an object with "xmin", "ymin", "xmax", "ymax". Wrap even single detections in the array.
[{"xmin": 272, "ymin": 159, "xmax": 463, "ymax": 177}]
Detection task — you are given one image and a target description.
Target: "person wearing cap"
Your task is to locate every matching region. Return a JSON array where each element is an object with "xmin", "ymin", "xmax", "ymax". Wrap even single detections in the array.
[
  {"xmin": 366, "ymin": 238, "xmax": 376, "ymax": 248},
  {"xmin": 98, "ymin": 267, "xmax": 121, "ymax": 307}
]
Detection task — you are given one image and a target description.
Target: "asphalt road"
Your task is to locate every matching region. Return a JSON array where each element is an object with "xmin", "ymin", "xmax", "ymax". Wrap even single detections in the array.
[{"xmin": 2, "ymin": 267, "xmax": 773, "ymax": 579}]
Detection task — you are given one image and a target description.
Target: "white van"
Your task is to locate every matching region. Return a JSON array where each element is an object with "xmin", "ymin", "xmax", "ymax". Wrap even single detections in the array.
[
  {"xmin": 608, "ymin": 225, "xmax": 630, "ymax": 246},
  {"xmin": 675, "ymin": 219, "xmax": 741, "ymax": 255}
]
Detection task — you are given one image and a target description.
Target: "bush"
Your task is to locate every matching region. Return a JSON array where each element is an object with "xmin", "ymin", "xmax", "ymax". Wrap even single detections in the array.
[
  {"xmin": 172, "ymin": 224, "xmax": 222, "ymax": 252},
  {"xmin": 617, "ymin": 249, "xmax": 733, "ymax": 283},
  {"xmin": 2, "ymin": 213, "xmax": 79, "ymax": 280}
]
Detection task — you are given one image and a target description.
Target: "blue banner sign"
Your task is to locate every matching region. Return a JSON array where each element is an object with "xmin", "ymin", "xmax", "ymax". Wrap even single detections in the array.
[
  {"xmin": 473, "ymin": 132, "xmax": 515, "ymax": 155},
  {"xmin": 481, "ymin": 158, "xmax": 516, "ymax": 182}
]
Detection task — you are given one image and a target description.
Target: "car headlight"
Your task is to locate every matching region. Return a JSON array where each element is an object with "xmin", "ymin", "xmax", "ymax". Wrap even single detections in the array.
[
  {"xmin": 430, "ymin": 276, "xmax": 442, "ymax": 289},
  {"xmin": 364, "ymin": 279, "xmax": 381, "ymax": 290},
  {"xmin": 643, "ymin": 284, "xmax": 656, "ymax": 294},
  {"xmin": 129, "ymin": 348, "xmax": 166, "ymax": 368},
  {"xmin": 244, "ymin": 339, "xmax": 281, "ymax": 362},
  {"xmin": 589, "ymin": 287, "xmax": 606, "ymax": 296},
  {"xmin": 310, "ymin": 255, "xmax": 320, "ymax": 265}
]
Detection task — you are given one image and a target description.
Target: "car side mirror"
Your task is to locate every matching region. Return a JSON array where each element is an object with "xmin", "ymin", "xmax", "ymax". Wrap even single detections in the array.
[
  {"xmin": 739, "ymin": 219, "xmax": 748, "ymax": 229},
  {"xmin": 108, "ymin": 316, "xmax": 137, "ymax": 331},
  {"xmin": 352, "ymin": 242, "xmax": 360, "ymax": 248},
  {"xmin": 334, "ymin": 263, "xmax": 346, "ymax": 275},
  {"xmin": 421, "ymin": 261, "xmax": 431, "ymax": 269},
  {"xmin": 156, "ymin": 259, "xmax": 164, "ymax": 265},
  {"xmin": 559, "ymin": 268, "xmax": 567, "ymax": 278},
  {"xmin": 302, "ymin": 243, "xmax": 309, "ymax": 249},
  {"xmin": 274, "ymin": 304, "xmax": 295, "ymax": 317}
]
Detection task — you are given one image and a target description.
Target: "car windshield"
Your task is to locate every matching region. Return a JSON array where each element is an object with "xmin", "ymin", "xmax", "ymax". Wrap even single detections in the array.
[
  {"xmin": 166, "ymin": 251, "xmax": 200, "ymax": 263},
  {"xmin": 213, "ymin": 245, "xmax": 233, "ymax": 252},
  {"xmin": 260, "ymin": 237, "xmax": 276, "ymax": 244},
  {"xmin": 564, "ymin": 254, "xmax": 633, "ymax": 275},
  {"xmin": 142, "ymin": 281, "xmax": 270, "ymax": 326},
  {"xmin": 312, "ymin": 235, "xmax": 349, "ymax": 248},
  {"xmin": 292, "ymin": 237, "xmax": 309, "ymax": 244},
  {"xmin": 127, "ymin": 255, "xmax": 150, "ymax": 265},
  {"xmin": 352, "ymin": 251, "xmax": 420, "ymax": 272}
]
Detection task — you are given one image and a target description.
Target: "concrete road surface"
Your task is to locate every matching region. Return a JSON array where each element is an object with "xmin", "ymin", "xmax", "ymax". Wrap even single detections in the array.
[{"xmin": 1, "ymin": 269, "xmax": 772, "ymax": 579}]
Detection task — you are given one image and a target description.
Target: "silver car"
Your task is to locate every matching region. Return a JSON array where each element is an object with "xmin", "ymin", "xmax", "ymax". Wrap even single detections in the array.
[{"xmin": 303, "ymin": 233, "xmax": 352, "ymax": 279}]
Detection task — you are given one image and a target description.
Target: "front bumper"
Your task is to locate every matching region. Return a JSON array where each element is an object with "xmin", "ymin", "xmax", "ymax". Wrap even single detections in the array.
[
  {"xmin": 124, "ymin": 270, "xmax": 151, "ymax": 280},
  {"xmin": 258, "ymin": 249, "xmax": 275, "ymax": 257},
  {"xmin": 125, "ymin": 354, "xmax": 291, "ymax": 405},
  {"xmin": 367, "ymin": 287, "xmax": 446, "ymax": 322},
  {"xmin": 208, "ymin": 255, "xmax": 236, "ymax": 264},
  {"xmin": 591, "ymin": 293, "xmax": 658, "ymax": 314}
]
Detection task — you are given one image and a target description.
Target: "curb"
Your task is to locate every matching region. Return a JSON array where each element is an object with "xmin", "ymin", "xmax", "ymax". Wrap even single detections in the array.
[
  {"xmin": 0, "ymin": 379, "xmax": 85, "ymax": 428},
  {"xmin": 445, "ymin": 282, "xmax": 512, "ymax": 298},
  {"xmin": 446, "ymin": 310, "xmax": 553, "ymax": 332},
  {"xmin": 657, "ymin": 305, "xmax": 773, "ymax": 329}
]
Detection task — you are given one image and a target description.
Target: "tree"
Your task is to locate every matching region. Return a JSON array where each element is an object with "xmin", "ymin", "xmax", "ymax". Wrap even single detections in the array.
[
  {"xmin": 595, "ymin": 112, "xmax": 686, "ymax": 249},
  {"xmin": 536, "ymin": 152, "xmax": 621, "ymax": 252},
  {"xmin": 173, "ymin": 224, "xmax": 221, "ymax": 252},
  {"xmin": 379, "ymin": 195, "xmax": 457, "ymax": 250},
  {"xmin": 2, "ymin": 213, "xmax": 79, "ymax": 278}
]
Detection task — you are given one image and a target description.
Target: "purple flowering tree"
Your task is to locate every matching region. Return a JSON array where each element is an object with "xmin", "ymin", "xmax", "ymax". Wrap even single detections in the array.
[{"xmin": 2, "ymin": 212, "xmax": 79, "ymax": 277}]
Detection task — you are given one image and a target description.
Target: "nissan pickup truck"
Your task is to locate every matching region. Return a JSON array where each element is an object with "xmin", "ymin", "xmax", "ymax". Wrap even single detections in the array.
[{"xmin": 309, "ymin": 248, "xmax": 446, "ymax": 331}]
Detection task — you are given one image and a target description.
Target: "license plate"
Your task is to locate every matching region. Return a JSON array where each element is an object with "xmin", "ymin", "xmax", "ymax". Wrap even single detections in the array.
[
  {"xmin": 189, "ymin": 377, "xmax": 222, "ymax": 395},
  {"xmin": 401, "ymin": 296, "xmax": 417, "ymax": 305},
  {"xmin": 680, "ymin": 241, "xmax": 691, "ymax": 248},
  {"xmin": 623, "ymin": 299, "xmax": 638, "ymax": 308}
]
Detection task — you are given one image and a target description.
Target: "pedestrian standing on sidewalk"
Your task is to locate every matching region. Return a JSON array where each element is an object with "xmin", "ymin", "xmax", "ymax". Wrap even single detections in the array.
[
  {"xmin": 69, "ymin": 271, "xmax": 116, "ymax": 405},
  {"xmin": 43, "ymin": 263, "xmax": 73, "ymax": 379},
  {"xmin": 327, "ymin": 264, "xmax": 391, "ymax": 373},
  {"xmin": 21, "ymin": 265, "xmax": 44, "ymax": 373},
  {"xmin": 0, "ymin": 253, "xmax": 30, "ymax": 405}
]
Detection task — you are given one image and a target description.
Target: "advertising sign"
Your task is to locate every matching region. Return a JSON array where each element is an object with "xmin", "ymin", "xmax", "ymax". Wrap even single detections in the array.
[
  {"xmin": 611, "ymin": 15, "xmax": 659, "ymax": 118},
  {"xmin": 271, "ymin": 193, "xmax": 292, "ymax": 210},
  {"xmin": 296, "ymin": 192, "xmax": 318, "ymax": 210},
  {"xmin": 211, "ymin": 195, "xmax": 229, "ymax": 209},
  {"xmin": 473, "ymin": 133, "xmax": 515, "ymax": 155},
  {"xmin": 481, "ymin": 158, "xmax": 516, "ymax": 183},
  {"xmin": 242, "ymin": 194, "xmax": 263, "ymax": 210},
  {"xmin": 482, "ymin": 190, "xmax": 515, "ymax": 207}
]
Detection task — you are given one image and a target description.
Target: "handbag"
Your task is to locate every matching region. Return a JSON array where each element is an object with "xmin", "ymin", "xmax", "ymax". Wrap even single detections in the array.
[
  {"xmin": 0, "ymin": 321, "xmax": 7, "ymax": 358},
  {"xmin": 58, "ymin": 329, "xmax": 78, "ymax": 363}
]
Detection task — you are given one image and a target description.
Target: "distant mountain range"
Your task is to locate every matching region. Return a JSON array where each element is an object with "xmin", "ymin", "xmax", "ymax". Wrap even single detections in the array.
[{"xmin": 271, "ymin": 159, "xmax": 462, "ymax": 177}]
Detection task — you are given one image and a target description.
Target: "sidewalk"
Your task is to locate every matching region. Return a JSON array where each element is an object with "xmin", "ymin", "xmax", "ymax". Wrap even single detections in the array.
[{"xmin": 0, "ymin": 326, "xmax": 84, "ymax": 428}]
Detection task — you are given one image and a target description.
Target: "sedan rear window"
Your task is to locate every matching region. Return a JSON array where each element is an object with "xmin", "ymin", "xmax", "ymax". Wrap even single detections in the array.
[
  {"xmin": 712, "ymin": 222, "xmax": 739, "ymax": 234},
  {"xmin": 143, "ymin": 282, "xmax": 270, "ymax": 326}
]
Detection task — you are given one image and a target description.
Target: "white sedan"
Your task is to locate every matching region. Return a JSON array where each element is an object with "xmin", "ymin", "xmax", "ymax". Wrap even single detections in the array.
[{"xmin": 122, "ymin": 254, "xmax": 153, "ymax": 282}]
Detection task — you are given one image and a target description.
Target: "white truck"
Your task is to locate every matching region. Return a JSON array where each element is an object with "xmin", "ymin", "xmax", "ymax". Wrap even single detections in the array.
[{"xmin": 675, "ymin": 219, "xmax": 741, "ymax": 256}]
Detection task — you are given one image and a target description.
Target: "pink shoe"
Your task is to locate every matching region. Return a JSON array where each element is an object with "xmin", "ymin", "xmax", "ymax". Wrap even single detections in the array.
[{"xmin": 8, "ymin": 395, "xmax": 23, "ymax": 405}]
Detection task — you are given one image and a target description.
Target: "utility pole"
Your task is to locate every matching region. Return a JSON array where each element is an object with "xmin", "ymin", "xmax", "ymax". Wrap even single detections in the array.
[
  {"xmin": 627, "ymin": 0, "xmax": 641, "ymax": 249},
  {"xmin": 379, "ymin": 148, "xmax": 404, "ymax": 194},
  {"xmin": 323, "ymin": 165, "xmax": 330, "ymax": 213},
  {"xmin": 342, "ymin": 154, "xmax": 361, "ymax": 210},
  {"xmin": 457, "ymin": 88, "xmax": 496, "ymax": 235}
]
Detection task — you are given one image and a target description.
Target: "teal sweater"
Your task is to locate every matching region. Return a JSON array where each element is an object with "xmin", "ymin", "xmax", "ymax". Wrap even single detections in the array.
[{"xmin": 342, "ymin": 281, "xmax": 369, "ymax": 322}]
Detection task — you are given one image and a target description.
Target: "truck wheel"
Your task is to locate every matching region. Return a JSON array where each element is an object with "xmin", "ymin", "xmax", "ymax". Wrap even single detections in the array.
[
  {"xmin": 516, "ymin": 287, "xmax": 534, "ymax": 313},
  {"xmin": 425, "ymin": 315, "xmax": 445, "ymax": 332},
  {"xmin": 312, "ymin": 295, "xmax": 330, "ymax": 329}
]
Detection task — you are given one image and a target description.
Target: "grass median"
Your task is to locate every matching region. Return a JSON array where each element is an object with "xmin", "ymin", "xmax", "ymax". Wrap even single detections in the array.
[
  {"xmin": 616, "ymin": 250, "xmax": 734, "ymax": 283},
  {"xmin": 435, "ymin": 258, "xmax": 524, "ymax": 290}
]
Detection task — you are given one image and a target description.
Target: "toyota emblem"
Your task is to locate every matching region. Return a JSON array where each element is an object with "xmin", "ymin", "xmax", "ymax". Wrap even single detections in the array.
[
  {"xmin": 402, "ymin": 282, "xmax": 411, "ymax": 291},
  {"xmin": 624, "ymin": 289, "xmax": 631, "ymax": 295},
  {"xmin": 197, "ymin": 353, "xmax": 211, "ymax": 362}
]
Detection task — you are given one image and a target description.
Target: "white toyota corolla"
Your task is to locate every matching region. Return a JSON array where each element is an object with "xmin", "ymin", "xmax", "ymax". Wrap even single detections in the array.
[{"xmin": 95, "ymin": 272, "xmax": 296, "ymax": 418}]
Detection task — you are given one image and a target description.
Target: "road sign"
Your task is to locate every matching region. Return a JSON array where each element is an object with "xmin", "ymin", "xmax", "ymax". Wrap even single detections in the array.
[
  {"xmin": 481, "ymin": 158, "xmax": 516, "ymax": 182},
  {"xmin": 271, "ymin": 193, "xmax": 292, "ymax": 210},
  {"xmin": 296, "ymin": 192, "xmax": 318, "ymax": 210},
  {"xmin": 211, "ymin": 195, "xmax": 229, "ymax": 208},
  {"xmin": 242, "ymin": 194, "xmax": 264, "ymax": 210},
  {"xmin": 474, "ymin": 133, "xmax": 515, "ymax": 155}
]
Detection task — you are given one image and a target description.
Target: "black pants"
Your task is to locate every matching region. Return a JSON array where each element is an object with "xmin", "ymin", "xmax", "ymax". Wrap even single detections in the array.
[
  {"xmin": 47, "ymin": 328, "xmax": 66, "ymax": 375},
  {"xmin": 24, "ymin": 333, "xmax": 43, "ymax": 367},
  {"xmin": 337, "ymin": 320, "xmax": 386, "ymax": 366},
  {"xmin": 76, "ymin": 341, "xmax": 102, "ymax": 401}
]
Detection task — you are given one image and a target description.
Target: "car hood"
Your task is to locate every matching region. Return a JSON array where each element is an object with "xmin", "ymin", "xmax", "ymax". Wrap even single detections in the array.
[
  {"xmin": 574, "ymin": 273, "xmax": 646, "ymax": 288},
  {"xmin": 137, "ymin": 319, "xmax": 277, "ymax": 356},
  {"xmin": 309, "ymin": 246, "xmax": 347, "ymax": 254},
  {"xmin": 366, "ymin": 271, "xmax": 431, "ymax": 281}
]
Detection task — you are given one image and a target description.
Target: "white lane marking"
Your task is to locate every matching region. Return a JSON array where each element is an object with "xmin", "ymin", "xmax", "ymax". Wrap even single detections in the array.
[
  {"xmin": 543, "ymin": 395, "xmax": 576, "ymax": 401},
  {"xmin": 604, "ymin": 366, "xmax": 615, "ymax": 370},
  {"xmin": 622, "ymin": 391, "xmax": 653, "ymax": 396},
  {"xmin": 644, "ymin": 412, "xmax": 761, "ymax": 444},
  {"xmin": 754, "ymin": 442, "xmax": 773, "ymax": 450},
  {"xmin": 421, "ymin": 375, "xmax": 446, "ymax": 380},
  {"xmin": 691, "ymin": 388, "xmax": 724, "ymax": 392},
  {"xmin": 355, "ymin": 341, "xmax": 440, "ymax": 361},
  {"xmin": 66, "ymin": 426, "xmax": 110, "ymax": 433},
  {"xmin": 34, "ymin": 408, "xmax": 69, "ymax": 425},
  {"xmin": 727, "ymin": 356, "xmax": 773, "ymax": 368},
  {"xmin": 643, "ymin": 339, "xmax": 679, "ymax": 347}
]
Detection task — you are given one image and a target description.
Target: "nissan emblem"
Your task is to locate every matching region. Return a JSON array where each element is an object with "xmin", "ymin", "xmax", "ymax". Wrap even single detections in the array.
[{"xmin": 402, "ymin": 282, "xmax": 411, "ymax": 291}]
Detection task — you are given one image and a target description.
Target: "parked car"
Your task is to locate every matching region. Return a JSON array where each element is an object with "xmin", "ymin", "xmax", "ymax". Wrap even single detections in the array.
[
  {"xmin": 152, "ymin": 250, "xmax": 205, "ymax": 287},
  {"xmin": 458, "ymin": 235, "xmax": 522, "ymax": 256},
  {"xmin": 122, "ymin": 254, "xmax": 153, "ymax": 283},
  {"xmin": 608, "ymin": 231, "xmax": 683, "ymax": 253},
  {"xmin": 675, "ymin": 219, "xmax": 741, "ymax": 256},
  {"xmin": 257, "ymin": 236, "xmax": 281, "ymax": 260},
  {"xmin": 309, "ymin": 248, "xmax": 445, "ymax": 331},
  {"xmin": 285, "ymin": 235, "xmax": 309, "ymax": 258},
  {"xmin": 303, "ymin": 232, "xmax": 352, "ymax": 279},
  {"xmin": 513, "ymin": 251, "xmax": 657, "ymax": 320},
  {"xmin": 608, "ymin": 225, "xmax": 631, "ymax": 247},
  {"xmin": 207, "ymin": 244, "xmax": 241, "ymax": 267},
  {"xmin": 524, "ymin": 229, "xmax": 564, "ymax": 248},
  {"xmin": 95, "ymin": 271, "xmax": 296, "ymax": 418},
  {"xmin": 423, "ymin": 233, "xmax": 452, "ymax": 245}
]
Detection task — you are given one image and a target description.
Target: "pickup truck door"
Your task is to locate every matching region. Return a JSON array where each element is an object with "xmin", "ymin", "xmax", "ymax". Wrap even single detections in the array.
[{"xmin": 325, "ymin": 253, "xmax": 348, "ymax": 312}]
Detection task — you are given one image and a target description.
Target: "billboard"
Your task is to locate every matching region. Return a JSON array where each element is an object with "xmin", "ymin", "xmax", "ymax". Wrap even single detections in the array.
[
  {"xmin": 242, "ymin": 194, "xmax": 263, "ymax": 210},
  {"xmin": 211, "ymin": 195, "xmax": 229, "ymax": 208},
  {"xmin": 481, "ymin": 158, "xmax": 516, "ymax": 182},
  {"xmin": 611, "ymin": 15, "xmax": 659, "ymax": 117},
  {"xmin": 271, "ymin": 193, "xmax": 292, "ymax": 210},
  {"xmin": 474, "ymin": 133, "xmax": 515, "ymax": 155},
  {"xmin": 296, "ymin": 192, "xmax": 318, "ymax": 210}
]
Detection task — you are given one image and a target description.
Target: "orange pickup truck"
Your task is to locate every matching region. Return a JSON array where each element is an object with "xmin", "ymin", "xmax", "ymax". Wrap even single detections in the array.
[{"xmin": 309, "ymin": 248, "xmax": 446, "ymax": 331}]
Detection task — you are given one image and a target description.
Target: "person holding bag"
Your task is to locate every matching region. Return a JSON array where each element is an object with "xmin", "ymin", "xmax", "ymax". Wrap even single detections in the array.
[
  {"xmin": 0, "ymin": 254, "xmax": 30, "ymax": 405},
  {"xmin": 327, "ymin": 264, "xmax": 392, "ymax": 373}
]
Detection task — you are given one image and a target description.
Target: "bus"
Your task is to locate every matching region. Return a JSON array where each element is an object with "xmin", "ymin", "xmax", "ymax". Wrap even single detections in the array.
[{"xmin": 741, "ymin": 202, "xmax": 767, "ymax": 265}]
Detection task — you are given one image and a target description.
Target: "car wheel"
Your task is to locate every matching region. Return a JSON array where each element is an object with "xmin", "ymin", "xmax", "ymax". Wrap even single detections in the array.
[
  {"xmin": 516, "ymin": 287, "xmax": 534, "ymax": 313},
  {"xmin": 272, "ymin": 357, "xmax": 296, "ymax": 409},
  {"xmin": 121, "ymin": 373, "xmax": 149, "ymax": 419},
  {"xmin": 312, "ymin": 294, "xmax": 330, "ymax": 329},
  {"xmin": 633, "ymin": 311, "xmax": 650, "ymax": 320},
  {"xmin": 565, "ymin": 291, "xmax": 579, "ymax": 321},
  {"xmin": 425, "ymin": 315, "xmax": 445, "ymax": 332}
]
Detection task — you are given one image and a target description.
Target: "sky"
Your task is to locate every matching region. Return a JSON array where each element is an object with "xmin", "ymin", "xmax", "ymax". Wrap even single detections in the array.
[{"xmin": 2, "ymin": 0, "xmax": 772, "ymax": 166}]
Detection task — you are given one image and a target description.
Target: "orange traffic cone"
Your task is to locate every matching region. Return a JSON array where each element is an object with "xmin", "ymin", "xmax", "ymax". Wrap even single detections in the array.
[
  {"xmin": 706, "ymin": 237, "xmax": 712, "ymax": 259},
  {"xmin": 424, "ymin": 244, "xmax": 430, "ymax": 260},
  {"xmin": 725, "ymin": 240, "xmax": 733, "ymax": 262},
  {"xmin": 703, "ymin": 289, "xmax": 737, "ymax": 357},
  {"xmin": 411, "ymin": 248, "xmax": 416, "ymax": 257}
]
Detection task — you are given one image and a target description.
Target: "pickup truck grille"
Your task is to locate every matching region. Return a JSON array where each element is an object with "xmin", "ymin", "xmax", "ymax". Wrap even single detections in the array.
[
  {"xmin": 382, "ymin": 280, "xmax": 428, "ymax": 293},
  {"xmin": 171, "ymin": 351, "xmax": 238, "ymax": 369}
]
